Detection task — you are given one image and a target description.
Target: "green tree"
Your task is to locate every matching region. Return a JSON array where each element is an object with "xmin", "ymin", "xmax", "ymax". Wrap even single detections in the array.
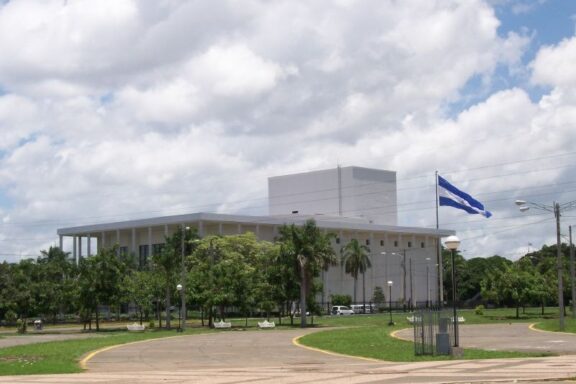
[
  {"xmin": 78, "ymin": 247, "xmax": 125, "ymax": 331},
  {"xmin": 481, "ymin": 263, "xmax": 536, "ymax": 319},
  {"xmin": 371, "ymin": 286, "xmax": 385, "ymax": 311},
  {"xmin": 36, "ymin": 247, "xmax": 77, "ymax": 323},
  {"xmin": 341, "ymin": 239, "xmax": 371, "ymax": 308},
  {"xmin": 124, "ymin": 270, "xmax": 162, "ymax": 324},
  {"xmin": 151, "ymin": 228, "xmax": 197, "ymax": 329},
  {"xmin": 189, "ymin": 233, "xmax": 267, "ymax": 327},
  {"xmin": 278, "ymin": 219, "xmax": 336, "ymax": 328},
  {"xmin": 330, "ymin": 294, "xmax": 352, "ymax": 306}
]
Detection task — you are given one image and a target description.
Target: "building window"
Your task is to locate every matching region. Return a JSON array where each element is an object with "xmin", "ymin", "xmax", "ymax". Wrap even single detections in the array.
[
  {"xmin": 139, "ymin": 245, "xmax": 149, "ymax": 269},
  {"xmin": 336, "ymin": 237, "xmax": 340, "ymax": 244},
  {"xmin": 119, "ymin": 246, "xmax": 129, "ymax": 257},
  {"xmin": 365, "ymin": 239, "xmax": 370, "ymax": 246},
  {"xmin": 421, "ymin": 242, "xmax": 425, "ymax": 248},
  {"xmin": 380, "ymin": 240, "xmax": 384, "ymax": 246},
  {"xmin": 152, "ymin": 243, "xmax": 165, "ymax": 256},
  {"xmin": 394, "ymin": 240, "xmax": 398, "ymax": 247},
  {"xmin": 408, "ymin": 241, "xmax": 412, "ymax": 248}
]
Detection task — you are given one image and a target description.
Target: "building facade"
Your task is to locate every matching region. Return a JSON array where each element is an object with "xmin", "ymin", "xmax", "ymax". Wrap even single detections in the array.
[{"xmin": 57, "ymin": 167, "xmax": 454, "ymax": 305}]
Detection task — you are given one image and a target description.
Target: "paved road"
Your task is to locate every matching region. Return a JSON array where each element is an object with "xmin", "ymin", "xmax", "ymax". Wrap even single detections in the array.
[
  {"xmin": 396, "ymin": 323, "xmax": 576, "ymax": 354},
  {"xmin": 2, "ymin": 324, "xmax": 576, "ymax": 383}
]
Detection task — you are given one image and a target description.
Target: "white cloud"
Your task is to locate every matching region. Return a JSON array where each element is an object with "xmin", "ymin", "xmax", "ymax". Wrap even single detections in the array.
[
  {"xmin": 0, "ymin": 0, "xmax": 574, "ymax": 261},
  {"xmin": 531, "ymin": 36, "xmax": 576, "ymax": 88}
]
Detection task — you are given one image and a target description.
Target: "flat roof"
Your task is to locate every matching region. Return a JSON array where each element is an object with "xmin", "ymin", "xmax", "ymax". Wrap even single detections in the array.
[{"xmin": 58, "ymin": 212, "xmax": 454, "ymax": 237}]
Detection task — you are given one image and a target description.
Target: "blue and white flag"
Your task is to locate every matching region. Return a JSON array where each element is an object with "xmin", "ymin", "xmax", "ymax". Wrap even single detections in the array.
[{"xmin": 438, "ymin": 175, "xmax": 492, "ymax": 218}]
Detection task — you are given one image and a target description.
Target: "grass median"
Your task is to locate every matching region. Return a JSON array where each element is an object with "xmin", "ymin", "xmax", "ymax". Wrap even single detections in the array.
[
  {"xmin": 0, "ymin": 328, "xmax": 213, "ymax": 376},
  {"xmin": 298, "ymin": 309, "xmax": 559, "ymax": 362}
]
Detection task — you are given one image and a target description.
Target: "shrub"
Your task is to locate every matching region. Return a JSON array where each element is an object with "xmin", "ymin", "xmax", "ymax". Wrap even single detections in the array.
[
  {"xmin": 16, "ymin": 318, "xmax": 27, "ymax": 334},
  {"xmin": 475, "ymin": 304, "xmax": 485, "ymax": 316},
  {"xmin": 330, "ymin": 294, "xmax": 352, "ymax": 307},
  {"xmin": 148, "ymin": 320, "xmax": 155, "ymax": 329},
  {"xmin": 4, "ymin": 310, "xmax": 17, "ymax": 325}
]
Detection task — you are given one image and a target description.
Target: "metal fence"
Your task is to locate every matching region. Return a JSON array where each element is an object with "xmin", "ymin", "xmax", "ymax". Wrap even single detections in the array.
[{"xmin": 412, "ymin": 308, "xmax": 454, "ymax": 356}]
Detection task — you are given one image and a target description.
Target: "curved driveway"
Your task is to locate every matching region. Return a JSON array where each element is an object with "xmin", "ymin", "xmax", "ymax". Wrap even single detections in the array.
[
  {"xmin": 395, "ymin": 323, "xmax": 576, "ymax": 354},
  {"xmin": 3, "ymin": 324, "xmax": 576, "ymax": 383}
]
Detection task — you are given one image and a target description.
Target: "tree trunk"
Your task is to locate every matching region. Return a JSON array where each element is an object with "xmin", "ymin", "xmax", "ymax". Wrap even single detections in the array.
[
  {"xmin": 165, "ymin": 285, "xmax": 171, "ymax": 329},
  {"xmin": 516, "ymin": 303, "xmax": 519, "ymax": 319},
  {"xmin": 95, "ymin": 305, "xmax": 100, "ymax": 331},
  {"xmin": 362, "ymin": 271, "xmax": 366, "ymax": 314},
  {"xmin": 353, "ymin": 276, "xmax": 357, "ymax": 304},
  {"xmin": 300, "ymin": 267, "xmax": 307, "ymax": 328}
]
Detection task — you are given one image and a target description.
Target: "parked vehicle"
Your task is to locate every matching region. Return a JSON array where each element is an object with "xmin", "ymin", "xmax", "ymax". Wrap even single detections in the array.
[
  {"xmin": 351, "ymin": 304, "xmax": 374, "ymax": 314},
  {"xmin": 331, "ymin": 305, "xmax": 354, "ymax": 315}
]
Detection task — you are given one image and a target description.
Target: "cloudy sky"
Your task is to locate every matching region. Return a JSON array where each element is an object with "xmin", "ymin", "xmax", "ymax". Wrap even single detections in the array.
[{"xmin": 0, "ymin": 0, "xmax": 575, "ymax": 262}]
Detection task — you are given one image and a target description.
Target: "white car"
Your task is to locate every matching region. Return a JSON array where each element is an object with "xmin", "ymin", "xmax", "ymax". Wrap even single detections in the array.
[{"xmin": 331, "ymin": 305, "xmax": 354, "ymax": 315}]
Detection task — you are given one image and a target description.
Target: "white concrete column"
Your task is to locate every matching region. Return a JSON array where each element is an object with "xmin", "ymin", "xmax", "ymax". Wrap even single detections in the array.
[
  {"xmin": 255, "ymin": 224, "xmax": 260, "ymax": 237},
  {"xmin": 131, "ymin": 228, "xmax": 136, "ymax": 255},
  {"xmin": 59, "ymin": 235, "xmax": 63, "ymax": 251},
  {"xmin": 237, "ymin": 224, "xmax": 242, "ymax": 234},
  {"xmin": 148, "ymin": 227, "xmax": 152, "ymax": 257},
  {"xmin": 218, "ymin": 223, "xmax": 223, "ymax": 235},
  {"xmin": 198, "ymin": 221, "xmax": 204, "ymax": 237},
  {"xmin": 72, "ymin": 236, "xmax": 77, "ymax": 263},
  {"xmin": 100, "ymin": 232, "xmax": 106, "ymax": 253},
  {"xmin": 164, "ymin": 225, "xmax": 169, "ymax": 236},
  {"xmin": 116, "ymin": 230, "xmax": 121, "ymax": 256}
]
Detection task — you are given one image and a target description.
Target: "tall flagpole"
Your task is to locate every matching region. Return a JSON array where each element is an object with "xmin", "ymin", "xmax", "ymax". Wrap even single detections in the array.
[{"xmin": 435, "ymin": 171, "xmax": 443, "ymax": 307}]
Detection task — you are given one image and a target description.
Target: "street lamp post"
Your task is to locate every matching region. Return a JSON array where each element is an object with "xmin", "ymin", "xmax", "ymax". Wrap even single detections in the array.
[
  {"xmin": 382, "ymin": 251, "xmax": 407, "ymax": 308},
  {"xmin": 387, "ymin": 280, "xmax": 394, "ymax": 326},
  {"xmin": 444, "ymin": 235, "xmax": 460, "ymax": 348},
  {"xmin": 425, "ymin": 257, "xmax": 431, "ymax": 308},
  {"xmin": 570, "ymin": 225, "xmax": 575, "ymax": 319},
  {"xmin": 516, "ymin": 199, "xmax": 576, "ymax": 331},
  {"xmin": 176, "ymin": 284, "xmax": 183, "ymax": 332},
  {"xmin": 180, "ymin": 225, "xmax": 190, "ymax": 331}
]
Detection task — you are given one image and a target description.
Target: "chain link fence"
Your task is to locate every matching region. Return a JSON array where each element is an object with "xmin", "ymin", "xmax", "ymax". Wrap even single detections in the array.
[{"xmin": 412, "ymin": 308, "xmax": 454, "ymax": 356}]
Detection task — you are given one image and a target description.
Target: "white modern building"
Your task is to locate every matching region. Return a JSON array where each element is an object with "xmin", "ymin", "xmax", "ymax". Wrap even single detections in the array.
[{"xmin": 57, "ymin": 166, "xmax": 454, "ymax": 305}]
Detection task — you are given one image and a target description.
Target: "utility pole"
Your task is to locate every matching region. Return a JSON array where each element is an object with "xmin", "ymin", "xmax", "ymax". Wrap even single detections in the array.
[
  {"xmin": 402, "ymin": 249, "xmax": 407, "ymax": 309},
  {"xmin": 570, "ymin": 225, "xmax": 575, "ymax": 319},
  {"xmin": 554, "ymin": 203, "xmax": 565, "ymax": 331},
  {"xmin": 409, "ymin": 257, "xmax": 413, "ymax": 310}
]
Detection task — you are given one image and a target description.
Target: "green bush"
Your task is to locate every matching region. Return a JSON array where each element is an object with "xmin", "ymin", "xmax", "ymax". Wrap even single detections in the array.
[
  {"xmin": 4, "ymin": 309, "xmax": 17, "ymax": 324},
  {"xmin": 16, "ymin": 318, "xmax": 27, "ymax": 334},
  {"xmin": 330, "ymin": 294, "xmax": 352, "ymax": 307},
  {"xmin": 148, "ymin": 320, "xmax": 155, "ymax": 329},
  {"xmin": 475, "ymin": 304, "xmax": 485, "ymax": 316}
]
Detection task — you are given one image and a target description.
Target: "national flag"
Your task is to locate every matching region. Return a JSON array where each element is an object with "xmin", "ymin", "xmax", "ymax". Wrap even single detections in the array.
[{"xmin": 438, "ymin": 175, "xmax": 492, "ymax": 218}]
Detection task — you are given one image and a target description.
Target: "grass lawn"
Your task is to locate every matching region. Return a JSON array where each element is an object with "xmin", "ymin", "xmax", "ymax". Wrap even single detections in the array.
[
  {"xmin": 298, "ymin": 325, "xmax": 550, "ymax": 362},
  {"xmin": 0, "ymin": 328, "xmax": 213, "ymax": 376},
  {"xmin": 0, "ymin": 308, "xmax": 569, "ymax": 375},
  {"xmin": 296, "ymin": 308, "xmax": 563, "ymax": 362}
]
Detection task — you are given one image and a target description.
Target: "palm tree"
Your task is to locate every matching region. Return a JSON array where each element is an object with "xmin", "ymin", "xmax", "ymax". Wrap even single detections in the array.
[
  {"xmin": 279, "ymin": 219, "xmax": 336, "ymax": 328},
  {"xmin": 342, "ymin": 239, "xmax": 371, "ymax": 312}
]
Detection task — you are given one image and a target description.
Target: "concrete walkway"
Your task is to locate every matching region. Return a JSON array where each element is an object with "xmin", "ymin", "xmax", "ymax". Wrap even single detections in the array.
[{"xmin": 2, "ymin": 324, "xmax": 576, "ymax": 383}]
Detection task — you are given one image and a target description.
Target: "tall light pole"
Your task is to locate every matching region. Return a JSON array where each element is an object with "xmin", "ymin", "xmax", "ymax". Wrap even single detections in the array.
[
  {"xmin": 570, "ymin": 225, "xmax": 575, "ymax": 319},
  {"xmin": 180, "ymin": 225, "xmax": 190, "ymax": 331},
  {"xmin": 387, "ymin": 280, "xmax": 394, "ymax": 326},
  {"xmin": 382, "ymin": 251, "xmax": 407, "ymax": 308},
  {"xmin": 516, "ymin": 199, "xmax": 576, "ymax": 331},
  {"xmin": 176, "ymin": 283, "xmax": 183, "ymax": 332},
  {"xmin": 425, "ymin": 257, "xmax": 431, "ymax": 308},
  {"xmin": 444, "ymin": 235, "xmax": 460, "ymax": 348}
]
